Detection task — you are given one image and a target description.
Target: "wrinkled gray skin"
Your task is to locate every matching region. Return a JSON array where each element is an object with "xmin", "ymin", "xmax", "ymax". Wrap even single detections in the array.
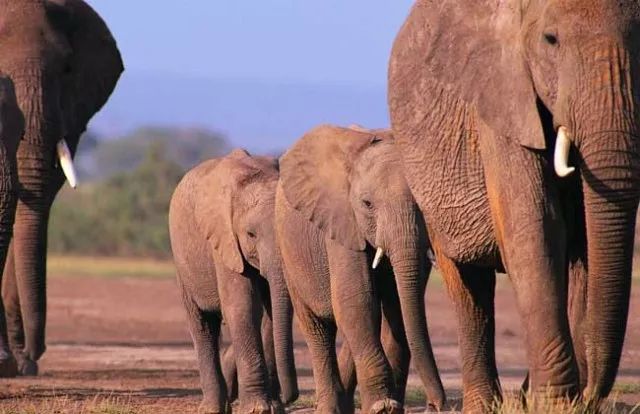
[
  {"xmin": 169, "ymin": 150, "xmax": 298, "ymax": 414},
  {"xmin": 389, "ymin": 0, "xmax": 640, "ymax": 412},
  {"xmin": 276, "ymin": 125, "xmax": 444, "ymax": 413},
  {"xmin": 0, "ymin": 0, "xmax": 123, "ymax": 376},
  {"xmin": 0, "ymin": 77, "xmax": 26, "ymax": 377}
]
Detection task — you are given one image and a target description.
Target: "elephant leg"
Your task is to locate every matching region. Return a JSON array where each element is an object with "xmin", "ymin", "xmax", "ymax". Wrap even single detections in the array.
[
  {"xmin": 480, "ymin": 135, "xmax": 578, "ymax": 405},
  {"xmin": 326, "ymin": 240, "xmax": 399, "ymax": 414},
  {"xmin": 1, "ymin": 244, "xmax": 28, "ymax": 376},
  {"xmin": 221, "ymin": 343, "xmax": 238, "ymax": 403},
  {"xmin": 0, "ymin": 242, "xmax": 17, "ymax": 374},
  {"xmin": 567, "ymin": 256, "xmax": 588, "ymax": 391},
  {"xmin": 182, "ymin": 292, "xmax": 228, "ymax": 414},
  {"xmin": 337, "ymin": 341, "xmax": 356, "ymax": 414},
  {"xmin": 435, "ymin": 248, "xmax": 500, "ymax": 414},
  {"xmin": 260, "ymin": 303, "xmax": 280, "ymax": 401},
  {"xmin": 217, "ymin": 269, "xmax": 277, "ymax": 414},
  {"xmin": 295, "ymin": 302, "xmax": 346, "ymax": 413},
  {"xmin": 378, "ymin": 274, "xmax": 410, "ymax": 406}
]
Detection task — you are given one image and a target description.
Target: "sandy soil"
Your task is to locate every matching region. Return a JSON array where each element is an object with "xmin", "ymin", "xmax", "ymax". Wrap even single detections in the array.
[{"xmin": 0, "ymin": 275, "xmax": 638, "ymax": 413}]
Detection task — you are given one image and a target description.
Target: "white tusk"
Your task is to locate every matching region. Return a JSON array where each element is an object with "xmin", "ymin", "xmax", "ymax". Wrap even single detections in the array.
[
  {"xmin": 372, "ymin": 247, "xmax": 384, "ymax": 269},
  {"xmin": 554, "ymin": 126, "xmax": 576, "ymax": 178},
  {"xmin": 57, "ymin": 139, "xmax": 78, "ymax": 189}
]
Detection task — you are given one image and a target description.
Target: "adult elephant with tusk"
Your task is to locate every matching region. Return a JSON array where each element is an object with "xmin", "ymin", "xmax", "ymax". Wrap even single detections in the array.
[
  {"xmin": 276, "ymin": 125, "xmax": 444, "ymax": 413},
  {"xmin": 0, "ymin": 0, "xmax": 123, "ymax": 376},
  {"xmin": 389, "ymin": 0, "xmax": 640, "ymax": 412}
]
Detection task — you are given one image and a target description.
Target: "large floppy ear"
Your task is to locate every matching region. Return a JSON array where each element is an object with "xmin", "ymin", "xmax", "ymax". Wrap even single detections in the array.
[
  {"xmin": 46, "ymin": 0, "xmax": 124, "ymax": 151},
  {"xmin": 196, "ymin": 150, "xmax": 278, "ymax": 274},
  {"xmin": 280, "ymin": 125, "xmax": 378, "ymax": 251},
  {"xmin": 389, "ymin": 0, "xmax": 545, "ymax": 150}
]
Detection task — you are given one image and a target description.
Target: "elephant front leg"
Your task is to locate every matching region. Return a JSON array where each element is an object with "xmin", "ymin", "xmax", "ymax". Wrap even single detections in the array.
[
  {"xmin": 217, "ymin": 266, "xmax": 280, "ymax": 414},
  {"xmin": 182, "ymin": 293, "xmax": 228, "ymax": 414},
  {"xmin": 0, "ymin": 243, "xmax": 19, "ymax": 377},
  {"xmin": 480, "ymin": 136, "xmax": 579, "ymax": 406},
  {"xmin": 326, "ymin": 240, "xmax": 400, "ymax": 414},
  {"xmin": 435, "ymin": 246, "xmax": 500, "ymax": 414}
]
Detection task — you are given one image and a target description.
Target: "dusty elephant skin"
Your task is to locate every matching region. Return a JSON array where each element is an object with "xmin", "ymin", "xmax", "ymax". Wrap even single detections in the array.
[
  {"xmin": 389, "ymin": 0, "xmax": 640, "ymax": 412},
  {"xmin": 0, "ymin": 77, "xmax": 25, "ymax": 378},
  {"xmin": 276, "ymin": 125, "xmax": 444, "ymax": 413},
  {"xmin": 169, "ymin": 150, "xmax": 298, "ymax": 414},
  {"xmin": 0, "ymin": 0, "xmax": 124, "ymax": 377}
]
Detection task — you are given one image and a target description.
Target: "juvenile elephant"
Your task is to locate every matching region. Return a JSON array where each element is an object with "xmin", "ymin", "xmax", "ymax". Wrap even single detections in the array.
[
  {"xmin": 169, "ymin": 150, "xmax": 298, "ymax": 414},
  {"xmin": 276, "ymin": 125, "xmax": 444, "ymax": 413},
  {"xmin": 389, "ymin": 0, "xmax": 640, "ymax": 411},
  {"xmin": 0, "ymin": 0, "xmax": 124, "ymax": 375}
]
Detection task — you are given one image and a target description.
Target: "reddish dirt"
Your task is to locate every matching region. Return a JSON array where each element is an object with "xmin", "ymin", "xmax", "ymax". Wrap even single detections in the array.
[{"xmin": 0, "ymin": 276, "xmax": 638, "ymax": 413}]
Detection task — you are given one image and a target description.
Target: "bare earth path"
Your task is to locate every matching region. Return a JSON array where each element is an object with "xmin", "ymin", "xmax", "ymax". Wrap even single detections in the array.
[{"xmin": 0, "ymin": 275, "xmax": 638, "ymax": 413}]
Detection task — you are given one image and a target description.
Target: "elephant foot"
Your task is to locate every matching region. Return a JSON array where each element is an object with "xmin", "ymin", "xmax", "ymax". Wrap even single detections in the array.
[
  {"xmin": 238, "ymin": 399, "xmax": 284, "ymax": 414},
  {"xmin": 369, "ymin": 398, "xmax": 403, "ymax": 414},
  {"xmin": 0, "ymin": 354, "xmax": 18, "ymax": 378},
  {"xmin": 17, "ymin": 358, "xmax": 38, "ymax": 376},
  {"xmin": 198, "ymin": 399, "xmax": 231, "ymax": 414}
]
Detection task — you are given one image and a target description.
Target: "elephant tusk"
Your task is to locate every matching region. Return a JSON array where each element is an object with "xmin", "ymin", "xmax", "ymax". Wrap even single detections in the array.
[
  {"xmin": 57, "ymin": 139, "xmax": 78, "ymax": 189},
  {"xmin": 372, "ymin": 247, "xmax": 384, "ymax": 269},
  {"xmin": 554, "ymin": 126, "xmax": 576, "ymax": 178}
]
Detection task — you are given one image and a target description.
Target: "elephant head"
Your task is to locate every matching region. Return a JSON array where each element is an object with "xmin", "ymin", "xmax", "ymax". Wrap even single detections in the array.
[
  {"xmin": 279, "ymin": 125, "xmax": 445, "ymax": 408},
  {"xmin": 389, "ymin": 0, "xmax": 640, "ymax": 401},
  {"xmin": 0, "ymin": 0, "xmax": 123, "ymax": 370},
  {"xmin": 197, "ymin": 149, "xmax": 298, "ymax": 403}
]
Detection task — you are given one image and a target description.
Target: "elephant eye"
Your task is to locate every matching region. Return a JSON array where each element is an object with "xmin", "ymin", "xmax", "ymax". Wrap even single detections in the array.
[
  {"xmin": 247, "ymin": 231, "xmax": 257, "ymax": 239},
  {"xmin": 543, "ymin": 32, "xmax": 558, "ymax": 46},
  {"xmin": 362, "ymin": 199, "xmax": 373, "ymax": 209}
]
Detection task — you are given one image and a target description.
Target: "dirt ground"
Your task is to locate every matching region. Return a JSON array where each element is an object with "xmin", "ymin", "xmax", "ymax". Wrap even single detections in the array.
[{"xmin": 0, "ymin": 275, "xmax": 638, "ymax": 413}]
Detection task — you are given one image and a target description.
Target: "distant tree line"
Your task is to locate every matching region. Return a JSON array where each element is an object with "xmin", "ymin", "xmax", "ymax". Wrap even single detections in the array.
[{"xmin": 48, "ymin": 127, "xmax": 231, "ymax": 258}]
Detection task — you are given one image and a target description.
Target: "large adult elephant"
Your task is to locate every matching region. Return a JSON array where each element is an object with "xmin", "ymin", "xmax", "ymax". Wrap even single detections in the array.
[
  {"xmin": 277, "ymin": 125, "xmax": 444, "ymax": 413},
  {"xmin": 0, "ymin": 0, "xmax": 123, "ymax": 375},
  {"xmin": 389, "ymin": 0, "xmax": 640, "ymax": 412},
  {"xmin": 169, "ymin": 150, "xmax": 298, "ymax": 414}
]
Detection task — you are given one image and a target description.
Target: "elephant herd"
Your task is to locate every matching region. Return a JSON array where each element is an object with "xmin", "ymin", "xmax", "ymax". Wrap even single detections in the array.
[
  {"xmin": 170, "ymin": 1, "xmax": 640, "ymax": 414},
  {"xmin": 0, "ymin": 1, "xmax": 636, "ymax": 414}
]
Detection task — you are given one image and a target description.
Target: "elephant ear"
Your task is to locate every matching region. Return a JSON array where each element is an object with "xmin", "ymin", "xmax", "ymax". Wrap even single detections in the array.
[
  {"xmin": 196, "ymin": 150, "xmax": 278, "ymax": 274},
  {"xmin": 46, "ymin": 0, "xmax": 124, "ymax": 151},
  {"xmin": 280, "ymin": 125, "xmax": 378, "ymax": 251},
  {"xmin": 388, "ymin": 0, "xmax": 545, "ymax": 150}
]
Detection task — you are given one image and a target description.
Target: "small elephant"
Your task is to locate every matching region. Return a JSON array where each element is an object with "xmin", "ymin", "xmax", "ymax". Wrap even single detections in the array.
[
  {"xmin": 169, "ymin": 150, "xmax": 298, "ymax": 414},
  {"xmin": 276, "ymin": 125, "xmax": 444, "ymax": 413},
  {"xmin": 0, "ymin": 0, "xmax": 124, "ymax": 376}
]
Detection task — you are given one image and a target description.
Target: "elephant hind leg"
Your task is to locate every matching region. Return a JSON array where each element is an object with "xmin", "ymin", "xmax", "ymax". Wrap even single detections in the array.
[
  {"xmin": 435, "ymin": 246, "xmax": 501, "ymax": 413},
  {"xmin": 221, "ymin": 341, "xmax": 238, "ymax": 403},
  {"xmin": 181, "ymin": 289, "xmax": 228, "ymax": 413}
]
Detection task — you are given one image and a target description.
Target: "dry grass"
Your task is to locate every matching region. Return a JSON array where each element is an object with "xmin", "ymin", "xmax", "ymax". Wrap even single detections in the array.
[
  {"xmin": 0, "ymin": 396, "xmax": 138, "ymax": 414},
  {"xmin": 491, "ymin": 390, "xmax": 640, "ymax": 414},
  {"xmin": 47, "ymin": 255, "xmax": 174, "ymax": 279}
]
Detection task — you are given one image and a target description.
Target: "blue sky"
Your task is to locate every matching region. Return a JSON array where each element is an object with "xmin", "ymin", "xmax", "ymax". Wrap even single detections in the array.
[
  {"xmin": 86, "ymin": 1, "xmax": 415, "ymax": 151},
  {"xmin": 89, "ymin": 1, "xmax": 413, "ymax": 86}
]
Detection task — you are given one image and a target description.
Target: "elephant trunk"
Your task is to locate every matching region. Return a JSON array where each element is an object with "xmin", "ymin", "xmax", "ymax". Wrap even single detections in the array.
[
  {"xmin": 10, "ymin": 68, "xmax": 63, "ymax": 364},
  {"xmin": 579, "ymin": 132, "xmax": 639, "ymax": 400},
  {"xmin": 265, "ymin": 260, "xmax": 298, "ymax": 404},
  {"xmin": 569, "ymin": 44, "xmax": 640, "ymax": 400},
  {"xmin": 385, "ymin": 204, "xmax": 445, "ymax": 410}
]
